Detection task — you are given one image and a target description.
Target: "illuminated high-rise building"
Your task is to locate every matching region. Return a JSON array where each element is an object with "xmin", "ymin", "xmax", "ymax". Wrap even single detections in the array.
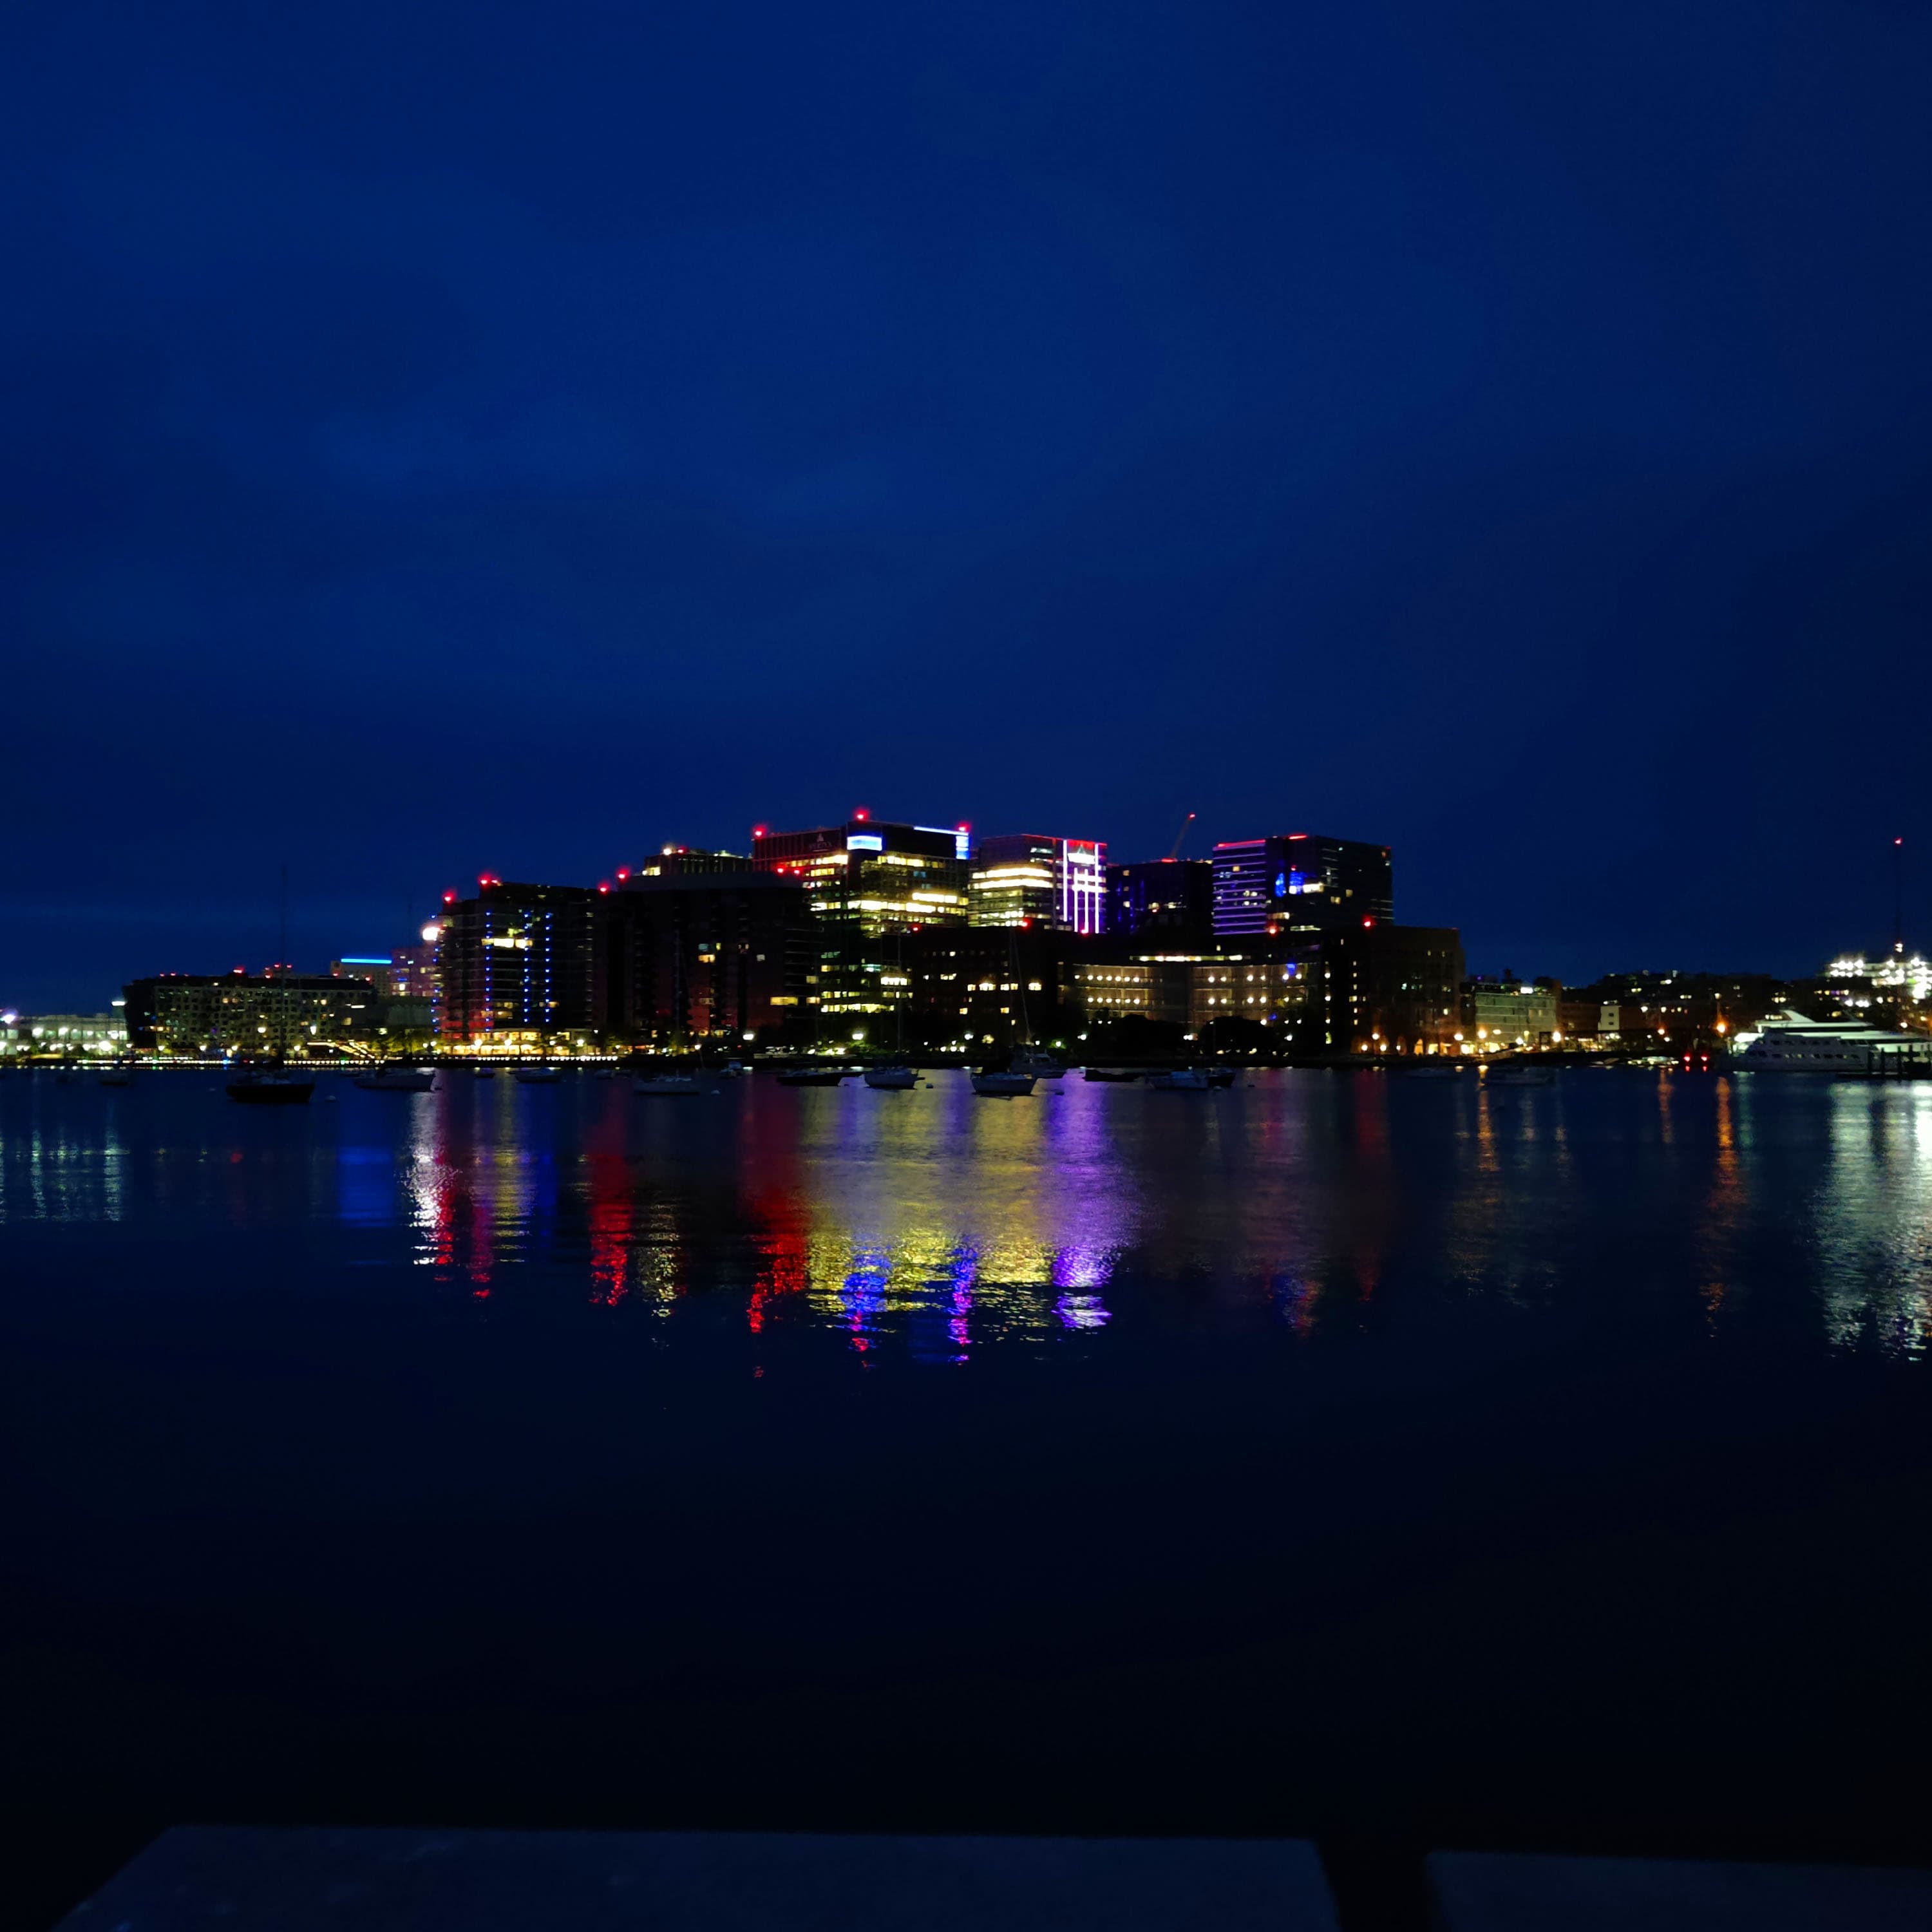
[
  {"xmin": 752, "ymin": 815, "xmax": 971, "ymax": 936},
  {"xmin": 969, "ymin": 834, "xmax": 1106, "ymax": 933},
  {"xmin": 1211, "ymin": 834, "xmax": 1392, "ymax": 938},
  {"xmin": 436, "ymin": 876, "xmax": 601, "ymax": 1046},
  {"xmin": 603, "ymin": 866, "xmax": 813, "ymax": 1043}
]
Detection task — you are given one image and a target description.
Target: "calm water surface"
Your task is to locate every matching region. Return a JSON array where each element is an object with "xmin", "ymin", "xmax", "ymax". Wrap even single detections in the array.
[{"xmin": 5, "ymin": 1066, "xmax": 1932, "ymax": 1923}]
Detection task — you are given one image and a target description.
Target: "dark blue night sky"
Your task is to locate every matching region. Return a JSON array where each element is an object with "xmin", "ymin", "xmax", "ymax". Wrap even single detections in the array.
[{"xmin": 6, "ymin": 1, "xmax": 1931, "ymax": 1009}]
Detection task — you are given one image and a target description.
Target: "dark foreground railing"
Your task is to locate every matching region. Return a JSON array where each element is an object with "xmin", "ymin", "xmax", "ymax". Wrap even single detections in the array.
[{"xmin": 51, "ymin": 1828, "xmax": 1932, "ymax": 1931}]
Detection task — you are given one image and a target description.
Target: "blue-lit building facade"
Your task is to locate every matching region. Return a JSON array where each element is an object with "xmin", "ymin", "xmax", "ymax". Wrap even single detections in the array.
[
  {"xmin": 1211, "ymin": 834, "xmax": 1394, "ymax": 938},
  {"xmin": 437, "ymin": 876, "xmax": 601, "ymax": 1047}
]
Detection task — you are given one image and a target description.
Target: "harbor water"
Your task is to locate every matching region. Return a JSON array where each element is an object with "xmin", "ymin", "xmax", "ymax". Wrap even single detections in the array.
[{"xmin": 5, "ymin": 1065, "xmax": 1932, "ymax": 1920}]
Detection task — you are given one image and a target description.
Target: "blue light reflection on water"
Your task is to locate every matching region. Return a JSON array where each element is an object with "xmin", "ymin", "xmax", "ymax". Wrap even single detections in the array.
[{"xmin": 4, "ymin": 1067, "xmax": 1932, "ymax": 1358}]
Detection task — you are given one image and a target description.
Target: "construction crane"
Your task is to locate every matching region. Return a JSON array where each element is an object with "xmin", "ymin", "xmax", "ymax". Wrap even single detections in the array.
[{"xmin": 1166, "ymin": 811, "xmax": 1197, "ymax": 862}]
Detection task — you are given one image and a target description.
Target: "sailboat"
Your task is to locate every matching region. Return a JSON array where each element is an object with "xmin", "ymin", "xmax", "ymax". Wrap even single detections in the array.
[
  {"xmin": 1009, "ymin": 1045, "xmax": 1065, "ymax": 1079},
  {"xmin": 866, "ymin": 933, "xmax": 919, "ymax": 1090},
  {"xmin": 971, "ymin": 931, "xmax": 1041, "ymax": 1095},
  {"xmin": 634, "ymin": 1070, "xmax": 701, "ymax": 1095}
]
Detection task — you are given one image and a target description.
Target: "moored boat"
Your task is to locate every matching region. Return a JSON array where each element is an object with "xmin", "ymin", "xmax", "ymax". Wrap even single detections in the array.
[
  {"xmin": 1491, "ymin": 1063, "xmax": 1551, "ymax": 1086},
  {"xmin": 1730, "ymin": 1010, "xmax": 1932, "ymax": 1075},
  {"xmin": 227, "ymin": 1068, "xmax": 316, "ymax": 1105},
  {"xmin": 1147, "ymin": 1067, "xmax": 1210, "ymax": 1091},
  {"xmin": 354, "ymin": 1066, "xmax": 437, "ymax": 1092},
  {"xmin": 514, "ymin": 1065, "xmax": 562, "ymax": 1084},
  {"xmin": 776, "ymin": 1067, "xmax": 848, "ymax": 1086},
  {"xmin": 1082, "ymin": 1066, "xmax": 1140, "ymax": 1083},
  {"xmin": 863, "ymin": 1065, "xmax": 918, "ymax": 1090},
  {"xmin": 971, "ymin": 1070, "xmax": 1036, "ymax": 1096},
  {"xmin": 1009, "ymin": 1045, "xmax": 1066, "ymax": 1079},
  {"xmin": 634, "ymin": 1073, "xmax": 701, "ymax": 1095}
]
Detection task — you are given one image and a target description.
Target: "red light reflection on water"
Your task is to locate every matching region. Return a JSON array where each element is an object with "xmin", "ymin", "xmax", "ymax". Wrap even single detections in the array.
[{"xmin": 585, "ymin": 1148, "xmax": 633, "ymax": 1305}]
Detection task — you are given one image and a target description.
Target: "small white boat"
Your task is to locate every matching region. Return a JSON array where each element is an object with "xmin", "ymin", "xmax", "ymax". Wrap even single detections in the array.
[
  {"xmin": 719, "ymin": 1059, "xmax": 752, "ymax": 1078},
  {"xmin": 971, "ymin": 1070, "xmax": 1036, "ymax": 1097},
  {"xmin": 864, "ymin": 1065, "xmax": 918, "ymax": 1090},
  {"xmin": 1147, "ymin": 1067, "xmax": 1211, "ymax": 1091},
  {"xmin": 514, "ymin": 1065, "xmax": 562, "ymax": 1084},
  {"xmin": 1009, "ymin": 1046, "xmax": 1066, "ymax": 1079},
  {"xmin": 634, "ymin": 1074, "xmax": 701, "ymax": 1096},
  {"xmin": 354, "ymin": 1066, "xmax": 437, "ymax": 1092}
]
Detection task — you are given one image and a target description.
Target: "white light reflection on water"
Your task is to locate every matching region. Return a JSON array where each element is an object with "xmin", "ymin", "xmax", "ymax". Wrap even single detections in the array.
[{"xmin": 1812, "ymin": 1083, "xmax": 1932, "ymax": 1353}]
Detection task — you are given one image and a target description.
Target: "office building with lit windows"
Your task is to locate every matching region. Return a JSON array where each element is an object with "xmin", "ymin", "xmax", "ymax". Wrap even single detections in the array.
[
  {"xmin": 1295, "ymin": 923, "xmax": 1464, "ymax": 1054},
  {"xmin": 122, "ymin": 971, "xmax": 380, "ymax": 1056},
  {"xmin": 603, "ymin": 867, "xmax": 813, "ymax": 1043},
  {"xmin": 1105, "ymin": 858, "xmax": 1213, "ymax": 944},
  {"xmin": 1211, "ymin": 834, "xmax": 1393, "ymax": 938},
  {"xmin": 969, "ymin": 833, "xmax": 1106, "ymax": 933},
  {"xmin": 752, "ymin": 817, "xmax": 971, "ymax": 936},
  {"xmin": 436, "ymin": 877, "xmax": 601, "ymax": 1046}
]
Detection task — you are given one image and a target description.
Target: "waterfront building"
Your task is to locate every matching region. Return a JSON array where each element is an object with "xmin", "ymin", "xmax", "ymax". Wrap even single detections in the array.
[
  {"xmin": 901, "ymin": 924, "xmax": 1072, "ymax": 1048},
  {"xmin": 122, "ymin": 972, "xmax": 379, "ymax": 1056},
  {"xmin": 753, "ymin": 817, "xmax": 971, "ymax": 937},
  {"xmin": 1059, "ymin": 957, "xmax": 1194, "ymax": 1029},
  {"xmin": 1822, "ymin": 947, "xmax": 1932, "ymax": 1011},
  {"xmin": 969, "ymin": 834, "xmax": 1106, "ymax": 933},
  {"xmin": 436, "ymin": 878, "xmax": 601, "ymax": 1048},
  {"xmin": 604, "ymin": 867, "xmax": 813, "ymax": 1043},
  {"xmin": 1105, "ymin": 858, "xmax": 1213, "ymax": 944},
  {"xmin": 330, "ymin": 945, "xmax": 437, "ymax": 1048},
  {"xmin": 1560, "ymin": 971, "xmax": 1790, "ymax": 1050},
  {"xmin": 1, "ymin": 1012, "xmax": 126, "ymax": 1059},
  {"xmin": 1190, "ymin": 954, "xmax": 1311, "ymax": 1032},
  {"xmin": 1280, "ymin": 924, "xmax": 1464, "ymax": 1054},
  {"xmin": 1211, "ymin": 834, "xmax": 1392, "ymax": 938},
  {"xmin": 1461, "ymin": 974, "xmax": 1560, "ymax": 1052}
]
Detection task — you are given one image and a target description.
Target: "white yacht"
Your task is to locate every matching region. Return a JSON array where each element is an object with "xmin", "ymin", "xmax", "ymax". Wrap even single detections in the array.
[{"xmin": 1730, "ymin": 1010, "xmax": 1932, "ymax": 1075}]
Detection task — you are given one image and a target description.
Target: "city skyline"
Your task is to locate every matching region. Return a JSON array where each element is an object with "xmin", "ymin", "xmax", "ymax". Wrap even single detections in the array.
[
  {"xmin": 6, "ymin": 3, "xmax": 1932, "ymax": 1007},
  {"xmin": 6, "ymin": 806, "xmax": 1926, "ymax": 1015}
]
